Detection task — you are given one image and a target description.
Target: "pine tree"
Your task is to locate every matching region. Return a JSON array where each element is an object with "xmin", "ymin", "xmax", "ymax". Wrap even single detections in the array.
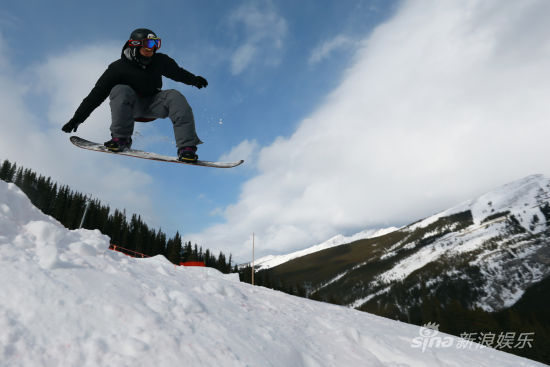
[
  {"xmin": 109, "ymin": 209, "xmax": 126, "ymax": 246},
  {"xmin": 152, "ymin": 229, "xmax": 167, "ymax": 256},
  {"xmin": 13, "ymin": 167, "xmax": 23, "ymax": 187},
  {"xmin": 166, "ymin": 232, "xmax": 183, "ymax": 264},
  {"xmin": 0, "ymin": 160, "xmax": 13, "ymax": 181},
  {"xmin": 54, "ymin": 186, "xmax": 69, "ymax": 225},
  {"xmin": 8, "ymin": 162, "xmax": 17, "ymax": 182},
  {"xmin": 227, "ymin": 254, "xmax": 233, "ymax": 273},
  {"xmin": 182, "ymin": 241, "xmax": 192, "ymax": 262},
  {"xmin": 217, "ymin": 252, "xmax": 226, "ymax": 271},
  {"xmin": 46, "ymin": 183, "xmax": 59, "ymax": 216},
  {"xmin": 66, "ymin": 193, "xmax": 85, "ymax": 229},
  {"xmin": 193, "ymin": 244, "xmax": 199, "ymax": 261},
  {"xmin": 128, "ymin": 214, "xmax": 142, "ymax": 252},
  {"xmin": 21, "ymin": 168, "xmax": 36, "ymax": 200}
]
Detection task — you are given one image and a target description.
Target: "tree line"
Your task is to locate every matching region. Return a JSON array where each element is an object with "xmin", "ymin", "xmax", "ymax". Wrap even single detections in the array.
[{"xmin": 0, "ymin": 159, "xmax": 233, "ymax": 273}]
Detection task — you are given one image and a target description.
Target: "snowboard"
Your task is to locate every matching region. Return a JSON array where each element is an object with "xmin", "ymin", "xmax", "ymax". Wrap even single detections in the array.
[{"xmin": 70, "ymin": 136, "xmax": 244, "ymax": 168}]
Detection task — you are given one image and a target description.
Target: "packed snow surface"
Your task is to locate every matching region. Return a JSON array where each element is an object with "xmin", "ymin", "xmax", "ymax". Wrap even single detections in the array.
[{"xmin": 0, "ymin": 181, "xmax": 545, "ymax": 366}]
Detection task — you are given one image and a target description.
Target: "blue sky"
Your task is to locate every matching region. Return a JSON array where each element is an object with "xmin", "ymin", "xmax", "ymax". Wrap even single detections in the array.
[{"xmin": 2, "ymin": 1, "xmax": 550, "ymax": 262}]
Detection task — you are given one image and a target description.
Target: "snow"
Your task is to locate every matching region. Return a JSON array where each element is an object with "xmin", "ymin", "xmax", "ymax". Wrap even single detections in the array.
[
  {"xmin": 376, "ymin": 219, "xmax": 513, "ymax": 284},
  {"xmin": 0, "ymin": 180, "xmax": 545, "ymax": 366},
  {"xmin": 252, "ymin": 227, "xmax": 398, "ymax": 270},
  {"xmin": 388, "ymin": 175, "xmax": 550, "ymax": 278},
  {"xmin": 411, "ymin": 174, "xmax": 550, "ymax": 230},
  {"xmin": 349, "ymin": 286, "xmax": 391, "ymax": 309},
  {"xmin": 371, "ymin": 175, "xmax": 550, "ymax": 311}
]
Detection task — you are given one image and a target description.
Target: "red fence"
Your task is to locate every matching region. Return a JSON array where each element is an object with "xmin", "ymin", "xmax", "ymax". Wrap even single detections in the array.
[
  {"xmin": 109, "ymin": 244, "xmax": 150, "ymax": 258},
  {"xmin": 109, "ymin": 244, "xmax": 205, "ymax": 267},
  {"xmin": 179, "ymin": 261, "xmax": 205, "ymax": 267}
]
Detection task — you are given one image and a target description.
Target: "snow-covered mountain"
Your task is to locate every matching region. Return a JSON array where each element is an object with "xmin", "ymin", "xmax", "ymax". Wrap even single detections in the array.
[
  {"xmin": 0, "ymin": 179, "xmax": 544, "ymax": 366},
  {"xmin": 251, "ymin": 227, "xmax": 398, "ymax": 270},
  {"xmin": 367, "ymin": 173, "xmax": 550, "ymax": 311},
  {"xmin": 262, "ymin": 174, "xmax": 550, "ymax": 313}
]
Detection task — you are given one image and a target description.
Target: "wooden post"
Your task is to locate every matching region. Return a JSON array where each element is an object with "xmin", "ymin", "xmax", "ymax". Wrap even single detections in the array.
[{"xmin": 252, "ymin": 233, "xmax": 255, "ymax": 286}]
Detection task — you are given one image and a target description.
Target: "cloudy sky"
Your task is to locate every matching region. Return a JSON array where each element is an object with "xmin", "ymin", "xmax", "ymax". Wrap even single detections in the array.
[{"xmin": 2, "ymin": 0, "xmax": 550, "ymax": 262}]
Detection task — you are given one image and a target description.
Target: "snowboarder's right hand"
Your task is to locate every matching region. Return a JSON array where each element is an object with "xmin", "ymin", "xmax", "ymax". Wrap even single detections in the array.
[
  {"xmin": 192, "ymin": 76, "xmax": 208, "ymax": 89},
  {"xmin": 62, "ymin": 119, "xmax": 81, "ymax": 133}
]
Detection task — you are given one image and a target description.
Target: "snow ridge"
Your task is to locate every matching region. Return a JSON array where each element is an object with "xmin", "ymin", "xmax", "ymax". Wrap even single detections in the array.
[
  {"xmin": 411, "ymin": 174, "xmax": 550, "ymax": 230},
  {"xmin": 253, "ymin": 227, "xmax": 398, "ymax": 270}
]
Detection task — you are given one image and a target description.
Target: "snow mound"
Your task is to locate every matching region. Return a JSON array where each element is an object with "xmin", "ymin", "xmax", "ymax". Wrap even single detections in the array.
[{"xmin": 0, "ymin": 181, "xmax": 544, "ymax": 366}]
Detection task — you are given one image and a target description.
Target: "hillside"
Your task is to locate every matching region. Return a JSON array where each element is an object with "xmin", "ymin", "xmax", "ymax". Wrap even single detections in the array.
[
  {"xmin": 0, "ymin": 179, "xmax": 545, "ymax": 366},
  {"xmin": 255, "ymin": 174, "xmax": 550, "ymax": 363},
  {"xmin": 262, "ymin": 174, "xmax": 550, "ymax": 310},
  {"xmin": 251, "ymin": 226, "xmax": 398, "ymax": 270}
]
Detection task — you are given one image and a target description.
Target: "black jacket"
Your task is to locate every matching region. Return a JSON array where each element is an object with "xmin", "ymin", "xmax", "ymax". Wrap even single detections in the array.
[{"xmin": 70, "ymin": 48, "xmax": 199, "ymax": 124}]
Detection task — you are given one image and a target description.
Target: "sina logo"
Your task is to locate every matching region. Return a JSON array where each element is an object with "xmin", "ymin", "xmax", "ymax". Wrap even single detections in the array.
[
  {"xmin": 411, "ymin": 322, "xmax": 454, "ymax": 352},
  {"xmin": 147, "ymin": 34, "xmax": 156, "ymax": 39},
  {"xmin": 419, "ymin": 322, "xmax": 440, "ymax": 338}
]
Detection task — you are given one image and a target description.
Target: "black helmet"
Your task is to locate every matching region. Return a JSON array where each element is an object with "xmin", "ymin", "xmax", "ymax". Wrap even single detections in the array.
[{"xmin": 129, "ymin": 28, "xmax": 158, "ymax": 42}]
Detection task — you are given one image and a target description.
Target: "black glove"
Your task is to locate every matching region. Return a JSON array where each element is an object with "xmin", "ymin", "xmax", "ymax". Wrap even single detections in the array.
[
  {"xmin": 62, "ymin": 119, "xmax": 81, "ymax": 133},
  {"xmin": 192, "ymin": 76, "xmax": 208, "ymax": 89}
]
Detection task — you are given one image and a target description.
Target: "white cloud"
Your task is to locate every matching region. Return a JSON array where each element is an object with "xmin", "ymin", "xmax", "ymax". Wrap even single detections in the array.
[
  {"xmin": 33, "ymin": 44, "xmax": 117, "ymax": 139},
  {"xmin": 228, "ymin": 1, "xmax": 287, "ymax": 75},
  {"xmin": 0, "ymin": 38, "xmax": 158, "ymax": 227},
  {"xmin": 309, "ymin": 35, "xmax": 359, "ymax": 65},
  {"xmin": 219, "ymin": 139, "xmax": 259, "ymax": 168},
  {"xmin": 189, "ymin": 0, "xmax": 550, "ymax": 262},
  {"xmin": 231, "ymin": 44, "xmax": 257, "ymax": 75}
]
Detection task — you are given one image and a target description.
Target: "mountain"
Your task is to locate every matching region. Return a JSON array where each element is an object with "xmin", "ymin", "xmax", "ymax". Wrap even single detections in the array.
[
  {"xmin": 255, "ymin": 174, "xmax": 550, "ymax": 363},
  {"xmin": 262, "ymin": 174, "xmax": 550, "ymax": 310},
  {"xmin": 251, "ymin": 227, "xmax": 398, "ymax": 270},
  {"xmin": 0, "ymin": 180, "xmax": 544, "ymax": 366}
]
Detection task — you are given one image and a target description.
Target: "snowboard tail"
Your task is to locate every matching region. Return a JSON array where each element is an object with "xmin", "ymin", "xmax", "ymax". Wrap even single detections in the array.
[{"xmin": 69, "ymin": 136, "xmax": 244, "ymax": 168}]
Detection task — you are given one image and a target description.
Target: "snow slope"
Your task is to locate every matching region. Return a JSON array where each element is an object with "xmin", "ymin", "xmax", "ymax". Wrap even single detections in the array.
[
  {"xmin": 252, "ymin": 227, "xmax": 398, "ymax": 270},
  {"xmin": 0, "ymin": 180, "xmax": 545, "ymax": 367}
]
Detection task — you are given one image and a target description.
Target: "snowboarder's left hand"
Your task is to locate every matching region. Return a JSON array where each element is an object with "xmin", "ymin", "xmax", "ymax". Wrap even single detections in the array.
[
  {"xmin": 192, "ymin": 76, "xmax": 208, "ymax": 89},
  {"xmin": 62, "ymin": 119, "xmax": 82, "ymax": 133}
]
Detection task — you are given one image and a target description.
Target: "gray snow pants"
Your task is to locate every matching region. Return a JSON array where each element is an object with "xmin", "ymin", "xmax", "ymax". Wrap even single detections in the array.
[{"xmin": 109, "ymin": 84, "xmax": 203, "ymax": 149}]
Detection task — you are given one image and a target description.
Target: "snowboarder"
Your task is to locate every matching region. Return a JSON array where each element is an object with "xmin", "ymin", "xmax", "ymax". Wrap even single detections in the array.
[{"xmin": 62, "ymin": 28, "xmax": 208, "ymax": 163}]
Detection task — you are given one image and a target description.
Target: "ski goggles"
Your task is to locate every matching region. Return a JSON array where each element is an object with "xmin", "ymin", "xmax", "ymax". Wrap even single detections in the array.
[{"xmin": 128, "ymin": 38, "xmax": 162, "ymax": 49}]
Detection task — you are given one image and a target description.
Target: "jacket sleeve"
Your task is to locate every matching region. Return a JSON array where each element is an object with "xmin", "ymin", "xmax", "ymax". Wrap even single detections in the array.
[
  {"xmin": 159, "ymin": 54, "xmax": 197, "ymax": 85},
  {"xmin": 70, "ymin": 65, "xmax": 119, "ymax": 124}
]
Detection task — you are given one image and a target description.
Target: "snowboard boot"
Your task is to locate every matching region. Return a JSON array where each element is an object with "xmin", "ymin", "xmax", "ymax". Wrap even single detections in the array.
[
  {"xmin": 104, "ymin": 137, "xmax": 132, "ymax": 152},
  {"xmin": 178, "ymin": 146, "xmax": 198, "ymax": 163}
]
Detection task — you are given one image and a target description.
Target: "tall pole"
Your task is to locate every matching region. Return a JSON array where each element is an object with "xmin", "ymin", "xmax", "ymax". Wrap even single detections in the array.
[
  {"xmin": 79, "ymin": 198, "xmax": 91, "ymax": 229},
  {"xmin": 252, "ymin": 233, "xmax": 255, "ymax": 286}
]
